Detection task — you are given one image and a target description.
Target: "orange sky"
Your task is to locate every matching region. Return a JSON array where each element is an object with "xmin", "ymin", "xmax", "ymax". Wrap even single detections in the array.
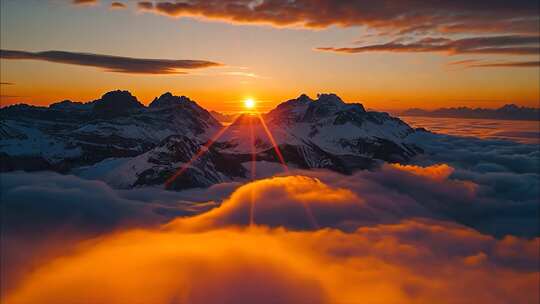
[{"xmin": 1, "ymin": 1, "xmax": 539, "ymax": 112}]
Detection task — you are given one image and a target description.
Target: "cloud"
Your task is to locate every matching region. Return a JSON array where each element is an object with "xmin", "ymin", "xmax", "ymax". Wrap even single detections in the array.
[
  {"xmin": 132, "ymin": 1, "xmax": 539, "ymax": 36},
  {"xmin": 3, "ymin": 221, "xmax": 538, "ymax": 303},
  {"xmin": 316, "ymin": 35, "xmax": 540, "ymax": 55},
  {"xmin": 222, "ymin": 71, "xmax": 265, "ymax": 78},
  {"xmin": 1, "ymin": 129, "xmax": 539, "ymax": 302},
  {"xmin": 450, "ymin": 59, "xmax": 540, "ymax": 68},
  {"xmin": 166, "ymin": 159, "xmax": 538, "ymax": 238},
  {"xmin": 1, "ymin": 155, "xmax": 539, "ymax": 302},
  {"xmin": 0, "ymin": 171, "xmax": 218, "ymax": 292},
  {"xmin": 72, "ymin": 0, "xmax": 98, "ymax": 5},
  {"xmin": 389, "ymin": 163, "xmax": 454, "ymax": 181},
  {"xmin": 137, "ymin": 1, "xmax": 153, "ymax": 10},
  {"xmin": 0, "ymin": 49, "xmax": 222, "ymax": 74},
  {"xmin": 110, "ymin": 2, "xmax": 126, "ymax": 9}
]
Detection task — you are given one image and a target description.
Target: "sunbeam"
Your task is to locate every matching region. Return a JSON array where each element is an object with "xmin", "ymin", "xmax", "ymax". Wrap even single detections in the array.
[
  {"xmin": 164, "ymin": 116, "xmax": 239, "ymax": 189},
  {"xmin": 255, "ymin": 112, "xmax": 318, "ymax": 228},
  {"xmin": 256, "ymin": 113, "xmax": 288, "ymax": 171},
  {"xmin": 249, "ymin": 115, "xmax": 257, "ymax": 180},
  {"xmin": 249, "ymin": 114, "xmax": 257, "ymax": 226}
]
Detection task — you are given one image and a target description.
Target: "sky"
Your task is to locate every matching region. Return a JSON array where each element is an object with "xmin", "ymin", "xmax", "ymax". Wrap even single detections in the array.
[{"xmin": 0, "ymin": 0, "xmax": 539, "ymax": 112}]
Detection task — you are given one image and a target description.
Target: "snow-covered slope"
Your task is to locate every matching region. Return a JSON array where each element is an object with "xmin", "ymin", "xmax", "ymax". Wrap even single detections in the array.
[
  {"xmin": 0, "ymin": 90, "xmax": 220, "ymax": 172},
  {"xmin": 217, "ymin": 93, "xmax": 419, "ymax": 171},
  {"xmin": 1, "ymin": 91, "xmax": 421, "ymax": 189}
]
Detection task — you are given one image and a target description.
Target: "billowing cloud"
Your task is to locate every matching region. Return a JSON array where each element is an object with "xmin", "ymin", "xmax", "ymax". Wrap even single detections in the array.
[
  {"xmin": 134, "ymin": 0, "xmax": 539, "ymax": 36},
  {"xmin": 2, "ymin": 129, "xmax": 538, "ymax": 302},
  {"xmin": 316, "ymin": 35, "xmax": 540, "ymax": 55},
  {"xmin": 0, "ymin": 49, "xmax": 222, "ymax": 74},
  {"xmin": 0, "ymin": 171, "xmax": 217, "ymax": 292},
  {"xmin": 3, "ymin": 221, "xmax": 538, "ymax": 303}
]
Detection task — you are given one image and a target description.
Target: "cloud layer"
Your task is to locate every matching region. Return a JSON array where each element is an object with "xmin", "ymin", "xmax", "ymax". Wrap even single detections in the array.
[
  {"xmin": 134, "ymin": 0, "xmax": 539, "ymax": 35},
  {"xmin": 2, "ymin": 175, "xmax": 539, "ymax": 303},
  {"xmin": 1, "ymin": 131, "xmax": 538, "ymax": 302},
  {"xmin": 0, "ymin": 49, "xmax": 222, "ymax": 74}
]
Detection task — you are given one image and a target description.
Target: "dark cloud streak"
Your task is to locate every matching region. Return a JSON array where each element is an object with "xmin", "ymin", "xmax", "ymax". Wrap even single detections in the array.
[
  {"xmin": 316, "ymin": 35, "xmax": 540, "ymax": 55},
  {"xmin": 451, "ymin": 60, "xmax": 540, "ymax": 68},
  {"xmin": 0, "ymin": 49, "xmax": 222, "ymax": 74}
]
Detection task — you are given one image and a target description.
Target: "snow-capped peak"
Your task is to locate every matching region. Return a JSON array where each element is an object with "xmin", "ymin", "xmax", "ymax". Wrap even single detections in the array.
[
  {"xmin": 316, "ymin": 93, "xmax": 345, "ymax": 105},
  {"xmin": 149, "ymin": 92, "xmax": 193, "ymax": 109}
]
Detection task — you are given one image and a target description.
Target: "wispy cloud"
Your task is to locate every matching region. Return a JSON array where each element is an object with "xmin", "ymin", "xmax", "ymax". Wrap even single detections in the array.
[
  {"xmin": 222, "ymin": 71, "xmax": 267, "ymax": 79},
  {"xmin": 316, "ymin": 35, "xmax": 540, "ymax": 56},
  {"xmin": 450, "ymin": 59, "xmax": 540, "ymax": 68},
  {"xmin": 0, "ymin": 49, "xmax": 223, "ymax": 74},
  {"xmin": 72, "ymin": 0, "xmax": 98, "ymax": 6}
]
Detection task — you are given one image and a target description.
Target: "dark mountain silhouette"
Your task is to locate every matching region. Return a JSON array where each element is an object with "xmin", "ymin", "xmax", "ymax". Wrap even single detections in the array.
[{"xmin": 402, "ymin": 104, "xmax": 539, "ymax": 121}]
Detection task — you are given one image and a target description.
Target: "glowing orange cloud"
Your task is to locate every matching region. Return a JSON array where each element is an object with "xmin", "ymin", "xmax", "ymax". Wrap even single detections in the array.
[
  {"xmin": 4, "ymin": 222, "xmax": 538, "ymax": 304},
  {"xmin": 169, "ymin": 176, "xmax": 348, "ymax": 230},
  {"xmin": 2, "ymin": 173, "xmax": 539, "ymax": 303},
  {"xmin": 389, "ymin": 163, "xmax": 454, "ymax": 181}
]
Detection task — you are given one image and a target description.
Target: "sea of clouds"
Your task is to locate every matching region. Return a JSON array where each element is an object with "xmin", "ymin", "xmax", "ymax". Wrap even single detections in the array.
[{"xmin": 1, "ymin": 131, "xmax": 538, "ymax": 303}]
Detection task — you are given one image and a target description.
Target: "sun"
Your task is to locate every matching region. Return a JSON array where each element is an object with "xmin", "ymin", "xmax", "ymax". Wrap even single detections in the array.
[{"xmin": 244, "ymin": 98, "xmax": 255, "ymax": 110}]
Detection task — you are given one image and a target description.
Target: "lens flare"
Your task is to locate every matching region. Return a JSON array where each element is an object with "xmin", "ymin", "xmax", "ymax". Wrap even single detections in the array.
[{"xmin": 164, "ymin": 114, "xmax": 240, "ymax": 189}]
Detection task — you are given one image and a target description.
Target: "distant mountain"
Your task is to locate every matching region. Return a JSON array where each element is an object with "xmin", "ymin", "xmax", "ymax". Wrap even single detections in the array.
[
  {"xmin": 1, "ymin": 91, "xmax": 421, "ymax": 190},
  {"xmin": 210, "ymin": 110, "xmax": 235, "ymax": 123},
  {"xmin": 402, "ymin": 104, "xmax": 539, "ymax": 121}
]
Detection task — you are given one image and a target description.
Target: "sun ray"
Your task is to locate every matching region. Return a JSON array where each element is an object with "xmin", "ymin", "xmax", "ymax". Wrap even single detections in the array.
[
  {"xmin": 256, "ymin": 113, "xmax": 288, "ymax": 171},
  {"xmin": 249, "ymin": 114, "xmax": 257, "ymax": 226},
  {"xmin": 164, "ymin": 116, "xmax": 239, "ymax": 189},
  {"xmin": 255, "ymin": 113, "xmax": 320, "ymax": 228},
  {"xmin": 249, "ymin": 115, "xmax": 257, "ymax": 180}
]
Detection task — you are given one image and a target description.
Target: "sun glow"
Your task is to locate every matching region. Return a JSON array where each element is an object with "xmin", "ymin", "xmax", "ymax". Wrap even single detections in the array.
[{"xmin": 244, "ymin": 98, "xmax": 255, "ymax": 110}]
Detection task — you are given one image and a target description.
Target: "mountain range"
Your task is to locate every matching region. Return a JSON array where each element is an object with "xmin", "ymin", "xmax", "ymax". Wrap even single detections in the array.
[
  {"xmin": 402, "ymin": 104, "xmax": 539, "ymax": 121},
  {"xmin": 1, "ymin": 91, "xmax": 421, "ymax": 190}
]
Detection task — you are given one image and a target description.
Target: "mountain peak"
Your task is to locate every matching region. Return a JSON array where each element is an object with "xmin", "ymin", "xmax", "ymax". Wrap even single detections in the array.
[
  {"xmin": 265, "ymin": 94, "xmax": 313, "ymax": 124},
  {"xmin": 296, "ymin": 93, "xmax": 313, "ymax": 103},
  {"xmin": 49, "ymin": 100, "xmax": 92, "ymax": 111},
  {"xmin": 149, "ymin": 92, "xmax": 193, "ymax": 109},
  {"xmin": 302, "ymin": 93, "xmax": 346, "ymax": 122},
  {"xmin": 316, "ymin": 93, "xmax": 344, "ymax": 105},
  {"xmin": 92, "ymin": 90, "xmax": 144, "ymax": 117}
]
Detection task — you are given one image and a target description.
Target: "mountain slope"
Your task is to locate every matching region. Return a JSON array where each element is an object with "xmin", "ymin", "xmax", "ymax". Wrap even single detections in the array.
[
  {"xmin": 1, "ymin": 91, "xmax": 421, "ymax": 189},
  {"xmin": 0, "ymin": 91, "xmax": 220, "ymax": 172}
]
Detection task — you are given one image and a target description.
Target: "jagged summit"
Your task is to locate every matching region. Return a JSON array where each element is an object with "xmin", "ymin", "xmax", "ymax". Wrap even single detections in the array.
[
  {"xmin": 149, "ymin": 92, "xmax": 194, "ymax": 109},
  {"xmin": 93, "ymin": 90, "xmax": 144, "ymax": 117},
  {"xmin": 1, "ymin": 90, "xmax": 420, "ymax": 189},
  {"xmin": 316, "ymin": 93, "xmax": 345, "ymax": 104},
  {"xmin": 49, "ymin": 100, "xmax": 93, "ymax": 111}
]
